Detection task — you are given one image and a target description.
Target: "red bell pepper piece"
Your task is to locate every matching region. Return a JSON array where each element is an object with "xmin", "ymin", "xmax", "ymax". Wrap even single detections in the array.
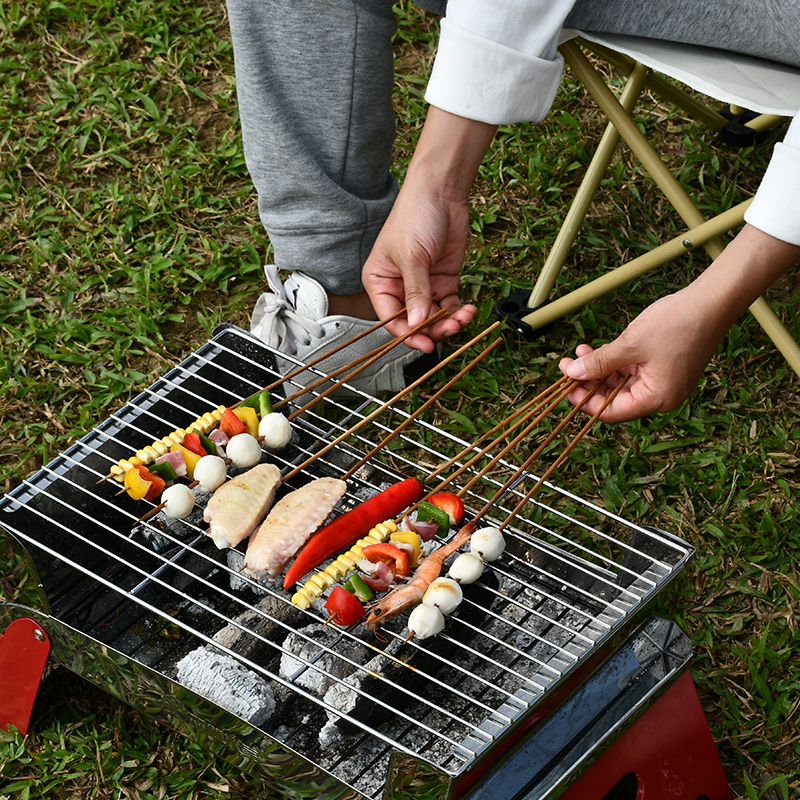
[
  {"xmin": 428, "ymin": 491, "xmax": 465, "ymax": 526},
  {"xmin": 181, "ymin": 431, "xmax": 207, "ymax": 457},
  {"xmin": 361, "ymin": 542, "xmax": 409, "ymax": 579},
  {"xmin": 325, "ymin": 585, "xmax": 365, "ymax": 627},
  {"xmin": 220, "ymin": 406, "xmax": 247, "ymax": 438},
  {"xmin": 133, "ymin": 464, "xmax": 165, "ymax": 502},
  {"xmin": 282, "ymin": 476, "xmax": 423, "ymax": 589}
]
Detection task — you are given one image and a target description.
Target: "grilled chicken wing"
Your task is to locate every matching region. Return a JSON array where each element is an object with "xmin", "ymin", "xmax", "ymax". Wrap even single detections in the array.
[
  {"xmin": 204, "ymin": 463, "xmax": 282, "ymax": 549},
  {"xmin": 244, "ymin": 477, "xmax": 346, "ymax": 581}
]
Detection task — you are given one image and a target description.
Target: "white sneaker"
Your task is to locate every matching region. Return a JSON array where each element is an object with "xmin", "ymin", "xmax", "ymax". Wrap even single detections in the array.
[{"xmin": 250, "ymin": 266, "xmax": 435, "ymax": 397}]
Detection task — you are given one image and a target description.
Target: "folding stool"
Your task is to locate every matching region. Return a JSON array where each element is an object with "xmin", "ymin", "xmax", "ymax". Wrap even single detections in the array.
[{"xmin": 496, "ymin": 33, "xmax": 800, "ymax": 375}]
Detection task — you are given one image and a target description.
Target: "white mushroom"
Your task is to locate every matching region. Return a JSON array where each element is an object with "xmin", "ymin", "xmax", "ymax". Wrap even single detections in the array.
[
  {"xmin": 258, "ymin": 412, "xmax": 292, "ymax": 450},
  {"xmin": 422, "ymin": 577, "xmax": 463, "ymax": 615},
  {"xmin": 470, "ymin": 526, "xmax": 506, "ymax": 561},
  {"xmin": 193, "ymin": 455, "xmax": 227, "ymax": 493},
  {"xmin": 448, "ymin": 552, "xmax": 485, "ymax": 584},
  {"xmin": 407, "ymin": 604, "xmax": 445, "ymax": 640},
  {"xmin": 161, "ymin": 484, "xmax": 195, "ymax": 519},
  {"xmin": 226, "ymin": 433, "xmax": 262, "ymax": 468}
]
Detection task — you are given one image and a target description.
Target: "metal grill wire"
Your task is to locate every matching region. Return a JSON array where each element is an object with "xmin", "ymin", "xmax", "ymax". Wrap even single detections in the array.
[{"xmin": 0, "ymin": 327, "xmax": 693, "ymax": 794}]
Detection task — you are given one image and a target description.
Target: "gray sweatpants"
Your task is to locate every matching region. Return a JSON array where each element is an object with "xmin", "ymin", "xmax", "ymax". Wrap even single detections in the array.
[{"xmin": 226, "ymin": 0, "xmax": 800, "ymax": 296}]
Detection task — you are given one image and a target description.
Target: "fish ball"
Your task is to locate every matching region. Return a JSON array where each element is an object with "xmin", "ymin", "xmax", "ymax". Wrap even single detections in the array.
[
  {"xmin": 448, "ymin": 552, "xmax": 485, "ymax": 584},
  {"xmin": 161, "ymin": 484, "xmax": 195, "ymax": 519},
  {"xmin": 422, "ymin": 577, "xmax": 463, "ymax": 615},
  {"xmin": 226, "ymin": 433, "xmax": 262, "ymax": 468},
  {"xmin": 258, "ymin": 412, "xmax": 292, "ymax": 450},
  {"xmin": 407, "ymin": 604, "xmax": 445, "ymax": 640},
  {"xmin": 193, "ymin": 455, "xmax": 227, "ymax": 493},
  {"xmin": 470, "ymin": 526, "xmax": 505, "ymax": 561}
]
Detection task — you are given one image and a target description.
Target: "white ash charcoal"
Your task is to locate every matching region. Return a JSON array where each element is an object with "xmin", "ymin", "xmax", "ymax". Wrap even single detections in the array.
[
  {"xmin": 320, "ymin": 671, "xmax": 363, "ymax": 744},
  {"xmin": 318, "ymin": 718, "xmax": 342, "ymax": 749},
  {"xmin": 319, "ymin": 638, "xmax": 404, "ymax": 746},
  {"xmin": 279, "ymin": 624, "xmax": 369, "ymax": 697},
  {"xmin": 176, "ymin": 646, "xmax": 275, "ymax": 726}
]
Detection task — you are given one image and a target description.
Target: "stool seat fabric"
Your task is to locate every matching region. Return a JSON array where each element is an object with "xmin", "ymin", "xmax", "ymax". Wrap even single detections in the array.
[{"xmin": 563, "ymin": 30, "xmax": 800, "ymax": 115}]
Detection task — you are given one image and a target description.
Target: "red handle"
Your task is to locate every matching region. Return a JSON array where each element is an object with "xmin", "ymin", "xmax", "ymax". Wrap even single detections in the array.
[{"xmin": 0, "ymin": 617, "xmax": 51, "ymax": 736}]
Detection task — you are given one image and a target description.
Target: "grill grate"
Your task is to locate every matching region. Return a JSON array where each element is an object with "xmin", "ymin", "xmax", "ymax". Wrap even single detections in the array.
[{"xmin": 1, "ymin": 324, "xmax": 694, "ymax": 799}]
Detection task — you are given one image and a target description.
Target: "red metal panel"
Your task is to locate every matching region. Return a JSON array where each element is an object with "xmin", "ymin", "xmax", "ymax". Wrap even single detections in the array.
[
  {"xmin": 0, "ymin": 617, "xmax": 51, "ymax": 736},
  {"xmin": 560, "ymin": 672, "xmax": 733, "ymax": 800}
]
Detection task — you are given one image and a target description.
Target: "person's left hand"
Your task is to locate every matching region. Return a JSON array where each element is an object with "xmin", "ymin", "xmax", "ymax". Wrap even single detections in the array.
[{"xmin": 558, "ymin": 288, "xmax": 726, "ymax": 422}]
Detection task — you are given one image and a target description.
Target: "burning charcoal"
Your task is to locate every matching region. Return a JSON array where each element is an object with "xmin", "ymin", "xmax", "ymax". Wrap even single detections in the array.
[
  {"xmin": 175, "ymin": 646, "xmax": 275, "ymax": 726},
  {"xmin": 280, "ymin": 624, "xmax": 370, "ymax": 697},
  {"xmin": 324, "ymin": 572, "xmax": 500, "ymax": 741},
  {"xmin": 225, "ymin": 549, "xmax": 269, "ymax": 594},
  {"xmin": 212, "ymin": 593, "xmax": 306, "ymax": 660}
]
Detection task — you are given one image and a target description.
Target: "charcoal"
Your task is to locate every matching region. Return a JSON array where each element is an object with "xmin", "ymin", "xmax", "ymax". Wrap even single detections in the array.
[{"xmin": 327, "ymin": 571, "xmax": 500, "ymax": 738}]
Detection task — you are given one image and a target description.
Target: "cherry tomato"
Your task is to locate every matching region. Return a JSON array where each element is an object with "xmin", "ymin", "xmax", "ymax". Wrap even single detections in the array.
[
  {"xmin": 428, "ymin": 492, "xmax": 465, "ymax": 526},
  {"xmin": 361, "ymin": 542, "xmax": 410, "ymax": 579},
  {"xmin": 325, "ymin": 585, "xmax": 365, "ymax": 627}
]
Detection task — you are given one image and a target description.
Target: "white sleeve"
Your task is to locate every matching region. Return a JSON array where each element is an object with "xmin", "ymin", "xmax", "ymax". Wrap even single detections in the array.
[
  {"xmin": 424, "ymin": 0, "xmax": 577, "ymax": 125},
  {"xmin": 743, "ymin": 115, "xmax": 800, "ymax": 245}
]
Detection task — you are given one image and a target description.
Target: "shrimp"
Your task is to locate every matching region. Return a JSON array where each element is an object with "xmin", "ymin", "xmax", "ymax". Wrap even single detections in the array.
[{"xmin": 364, "ymin": 520, "xmax": 475, "ymax": 630}]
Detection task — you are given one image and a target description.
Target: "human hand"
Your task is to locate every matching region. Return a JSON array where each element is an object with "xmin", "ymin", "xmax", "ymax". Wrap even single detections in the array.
[
  {"xmin": 362, "ymin": 107, "xmax": 494, "ymax": 352},
  {"xmin": 362, "ymin": 178, "xmax": 477, "ymax": 352},
  {"xmin": 557, "ymin": 289, "xmax": 727, "ymax": 422}
]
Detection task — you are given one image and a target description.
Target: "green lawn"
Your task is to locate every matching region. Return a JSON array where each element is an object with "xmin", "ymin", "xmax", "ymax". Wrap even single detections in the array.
[{"xmin": 1, "ymin": 2, "xmax": 798, "ymax": 798}]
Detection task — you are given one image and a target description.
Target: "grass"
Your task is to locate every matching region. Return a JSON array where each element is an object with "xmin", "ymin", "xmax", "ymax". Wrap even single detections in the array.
[{"xmin": 1, "ymin": 2, "xmax": 799, "ymax": 798}]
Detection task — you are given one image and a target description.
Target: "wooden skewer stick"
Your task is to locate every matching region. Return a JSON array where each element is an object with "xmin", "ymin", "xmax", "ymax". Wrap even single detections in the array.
[
  {"xmin": 100, "ymin": 306, "xmax": 427, "ymax": 484},
  {"xmin": 236, "ymin": 305, "xmax": 413, "ymax": 403},
  {"xmin": 340, "ymin": 335, "xmax": 504, "ymax": 482},
  {"xmin": 420, "ymin": 376, "xmax": 581, "ymax": 508},
  {"xmin": 420, "ymin": 375, "xmax": 577, "ymax": 497},
  {"xmin": 455, "ymin": 376, "xmax": 609, "ymax": 532},
  {"xmin": 499, "ymin": 374, "xmax": 630, "ymax": 528},
  {"xmin": 421, "ymin": 374, "xmax": 573, "ymax": 488},
  {"xmin": 282, "ymin": 320, "xmax": 503, "ymax": 483},
  {"xmin": 279, "ymin": 308, "xmax": 450, "ymax": 418}
]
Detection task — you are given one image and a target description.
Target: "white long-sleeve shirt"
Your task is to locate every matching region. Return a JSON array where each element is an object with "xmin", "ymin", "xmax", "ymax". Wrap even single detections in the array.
[{"xmin": 424, "ymin": 1, "xmax": 800, "ymax": 246}]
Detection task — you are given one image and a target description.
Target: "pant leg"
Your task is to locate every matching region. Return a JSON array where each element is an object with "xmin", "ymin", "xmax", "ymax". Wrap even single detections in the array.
[
  {"xmin": 565, "ymin": 0, "xmax": 800, "ymax": 67},
  {"xmin": 226, "ymin": 0, "xmax": 399, "ymax": 295}
]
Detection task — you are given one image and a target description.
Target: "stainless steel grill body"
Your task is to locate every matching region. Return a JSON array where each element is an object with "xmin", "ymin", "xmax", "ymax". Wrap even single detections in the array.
[{"xmin": 1, "ymin": 324, "xmax": 695, "ymax": 799}]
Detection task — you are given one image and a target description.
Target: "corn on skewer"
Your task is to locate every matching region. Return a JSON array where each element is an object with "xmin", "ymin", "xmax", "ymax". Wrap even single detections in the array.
[
  {"xmin": 107, "ymin": 405, "xmax": 226, "ymax": 481},
  {"xmin": 291, "ymin": 520, "xmax": 397, "ymax": 609}
]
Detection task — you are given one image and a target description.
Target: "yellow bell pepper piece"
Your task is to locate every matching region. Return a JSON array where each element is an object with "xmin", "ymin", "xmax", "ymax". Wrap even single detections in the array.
[
  {"xmin": 234, "ymin": 406, "xmax": 259, "ymax": 438},
  {"xmin": 124, "ymin": 465, "xmax": 153, "ymax": 501},
  {"xmin": 390, "ymin": 530, "xmax": 422, "ymax": 568},
  {"xmin": 171, "ymin": 442, "xmax": 201, "ymax": 480}
]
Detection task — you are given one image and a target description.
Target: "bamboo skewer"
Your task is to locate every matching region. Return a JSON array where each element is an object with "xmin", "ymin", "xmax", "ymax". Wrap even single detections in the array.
[
  {"xmin": 419, "ymin": 377, "xmax": 579, "ymax": 503},
  {"xmin": 134, "ymin": 320, "xmax": 498, "ymax": 524},
  {"xmin": 236, "ymin": 305, "xmax": 413, "ymax": 403},
  {"xmin": 98, "ymin": 306, "xmax": 417, "ymax": 484},
  {"xmin": 499, "ymin": 374, "xmax": 631, "ymax": 528},
  {"xmin": 446, "ymin": 374, "xmax": 620, "ymax": 533},
  {"xmin": 340, "ymin": 336, "xmax": 504, "ymax": 482},
  {"xmin": 282, "ymin": 320, "xmax": 503, "ymax": 483},
  {"xmin": 421, "ymin": 374, "xmax": 573, "ymax": 488},
  {"xmin": 280, "ymin": 308, "xmax": 450, "ymax": 420}
]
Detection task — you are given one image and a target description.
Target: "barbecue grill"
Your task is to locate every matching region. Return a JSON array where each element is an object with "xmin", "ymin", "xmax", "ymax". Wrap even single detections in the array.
[{"xmin": 1, "ymin": 323, "xmax": 731, "ymax": 799}]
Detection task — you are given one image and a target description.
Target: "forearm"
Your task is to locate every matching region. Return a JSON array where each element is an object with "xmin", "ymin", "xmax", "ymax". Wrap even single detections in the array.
[
  {"xmin": 680, "ymin": 223, "xmax": 800, "ymax": 340},
  {"xmin": 403, "ymin": 106, "xmax": 497, "ymax": 202}
]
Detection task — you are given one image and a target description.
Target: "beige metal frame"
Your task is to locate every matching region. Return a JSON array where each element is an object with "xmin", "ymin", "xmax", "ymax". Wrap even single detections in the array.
[{"xmin": 519, "ymin": 38, "xmax": 800, "ymax": 375}]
